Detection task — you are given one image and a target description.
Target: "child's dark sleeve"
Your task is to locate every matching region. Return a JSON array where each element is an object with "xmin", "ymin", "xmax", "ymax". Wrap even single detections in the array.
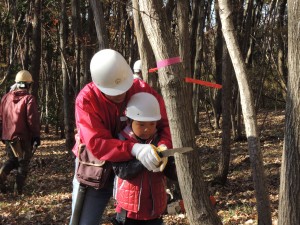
[
  {"xmin": 163, "ymin": 156, "xmax": 178, "ymax": 181},
  {"xmin": 112, "ymin": 159, "xmax": 144, "ymax": 180}
]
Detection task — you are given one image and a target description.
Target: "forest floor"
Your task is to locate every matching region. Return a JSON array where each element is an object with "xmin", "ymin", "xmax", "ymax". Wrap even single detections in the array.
[{"xmin": 0, "ymin": 109, "xmax": 285, "ymax": 225}]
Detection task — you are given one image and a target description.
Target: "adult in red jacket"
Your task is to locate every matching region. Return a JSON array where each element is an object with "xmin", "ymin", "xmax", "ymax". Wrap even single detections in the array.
[
  {"xmin": 69, "ymin": 49, "xmax": 172, "ymax": 225},
  {"xmin": 0, "ymin": 70, "xmax": 41, "ymax": 195}
]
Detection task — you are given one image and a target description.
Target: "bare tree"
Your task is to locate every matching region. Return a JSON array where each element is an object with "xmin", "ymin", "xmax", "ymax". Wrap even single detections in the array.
[
  {"xmin": 89, "ymin": 0, "xmax": 108, "ymax": 49},
  {"xmin": 71, "ymin": 0, "xmax": 82, "ymax": 94},
  {"xmin": 132, "ymin": 0, "xmax": 159, "ymax": 90},
  {"xmin": 60, "ymin": 0, "xmax": 75, "ymax": 151},
  {"xmin": 218, "ymin": 0, "xmax": 272, "ymax": 224},
  {"xmin": 139, "ymin": 0, "xmax": 222, "ymax": 224},
  {"xmin": 278, "ymin": 1, "xmax": 300, "ymax": 224},
  {"xmin": 31, "ymin": 0, "xmax": 41, "ymax": 99},
  {"xmin": 276, "ymin": 0, "xmax": 288, "ymax": 99},
  {"xmin": 190, "ymin": 0, "xmax": 206, "ymax": 129},
  {"xmin": 216, "ymin": 41, "xmax": 232, "ymax": 184}
]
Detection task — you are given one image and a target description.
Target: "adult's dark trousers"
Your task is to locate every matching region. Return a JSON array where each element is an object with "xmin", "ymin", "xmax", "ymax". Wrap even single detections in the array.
[{"xmin": 0, "ymin": 141, "xmax": 32, "ymax": 193}]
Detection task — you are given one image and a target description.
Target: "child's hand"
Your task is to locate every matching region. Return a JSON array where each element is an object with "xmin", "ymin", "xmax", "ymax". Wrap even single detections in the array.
[
  {"xmin": 131, "ymin": 143, "xmax": 161, "ymax": 171},
  {"xmin": 154, "ymin": 145, "xmax": 169, "ymax": 172}
]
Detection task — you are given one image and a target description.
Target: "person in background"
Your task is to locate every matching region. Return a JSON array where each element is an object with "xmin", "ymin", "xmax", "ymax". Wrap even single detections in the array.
[
  {"xmin": 112, "ymin": 92, "xmax": 176, "ymax": 225},
  {"xmin": 69, "ymin": 49, "xmax": 172, "ymax": 225},
  {"xmin": 0, "ymin": 70, "xmax": 41, "ymax": 195},
  {"xmin": 133, "ymin": 59, "xmax": 143, "ymax": 80}
]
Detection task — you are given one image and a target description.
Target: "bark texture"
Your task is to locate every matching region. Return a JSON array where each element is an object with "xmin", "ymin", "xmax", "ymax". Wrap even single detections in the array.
[{"xmin": 278, "ymin": 1, "xmax": 300, "ymax": 224}]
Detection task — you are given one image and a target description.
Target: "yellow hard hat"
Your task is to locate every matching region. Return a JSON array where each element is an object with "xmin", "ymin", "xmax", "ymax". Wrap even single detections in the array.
[{"xmin": 15, "ymin": 70, "xmax": 33, "ymax": 83}]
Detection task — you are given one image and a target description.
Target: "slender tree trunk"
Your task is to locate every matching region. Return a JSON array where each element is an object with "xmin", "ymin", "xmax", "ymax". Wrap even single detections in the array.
[
  {"xmin": 89, "ymin": 0, "xmax": 108, "ymax": 49},
  {"xmin": 192, "ymin": 0, "xmax": 206, "ymax": 130},
  {"xmin": 276, "ymin": 0, "xmax": 287, "ymax": 99},
  {"xmin": 218, "ymin": 1, "xmax": 272, "ymax": 224},
  {"xmin": 82, "ymin": 5, "xmax": 95, "ymax": 86},
  {"xmin": 60, "ymin": 0, "xmax": 74, "ymax": 152},
  {"xmin": 132, "ymin": 0, "xmax": 159, "ymax": 91},
  {"xmin": 177, "ymin": 0, "xmax": 193, "ymax": 114},
  {"xmin": 139, "ymin": 1, "xmax": 222, "ymax": 224},
  {"xmin": 71, "ymin": 0, "xmax": 81, "ymax": 94},
  {"xmin": 44, "ymin": 42, "xmax": 54, "ymax": 134},
  {"xmin": 23, "ymin": 22, "xmax": 31, "ymax": 69},
  {"xmin": 31, "ymin": 0, "xmax": 41, "ymax": 100},
  {"xmin": 278, "ymin": 1, "xmax": 300, "ymax": 224},
  {"xmin": 216, "ymin": 41, "xmax": 232, "ymax": 184},
  {"xmin": 213, "ymin": 1, "xmax": 223, "ymax": 129},
  {"xmin": 236, "ymin": 94, "xmax": 243, "ymax": 139},
  {"xmin": 177, "ymin": 0, "xmax": 191, "ymax": 78}
]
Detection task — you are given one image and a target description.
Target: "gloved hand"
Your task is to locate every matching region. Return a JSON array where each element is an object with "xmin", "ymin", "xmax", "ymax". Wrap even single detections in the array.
[
  {"xmin": 131, "ymin": 143, "xmax": 161, "ymax": 171},
  {"xmin": 31, "ymin": 137, "xmax": 41, "ymax": 147},
  {"xmin": 154, "ymin": 145, "xmax": 168, "ymax": 172}
]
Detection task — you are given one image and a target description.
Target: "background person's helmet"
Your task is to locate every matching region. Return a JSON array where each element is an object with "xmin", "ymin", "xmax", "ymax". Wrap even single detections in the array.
[
  {"xmin": 126, "ymin": 92, "xmax": 161, "ymax": 121},
  {"xmin": 133, "ymin": 60, "xmax": 142, "ymax": 73},
  {"xmin": 90, "ymin": 49, "xmax": 133, "ymax": 96},
  {"xmin": 15, "ymin": 70, "xmax": 33, "ymax": 83}
]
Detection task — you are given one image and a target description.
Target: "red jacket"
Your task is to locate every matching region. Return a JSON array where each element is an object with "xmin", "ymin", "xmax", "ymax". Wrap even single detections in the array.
[
  {"xmin": 0, "ymin": 90, "xmax": 40, "ymax": 141},
  {"xmin": 114, "ymin": 125, "xmax": 168, "ymax": 220},
  {"xmin": 72, "ymin": 79, "xmax": 172, "ymax": 162}
]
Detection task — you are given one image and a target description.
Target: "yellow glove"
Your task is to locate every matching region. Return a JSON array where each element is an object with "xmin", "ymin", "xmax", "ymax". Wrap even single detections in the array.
[{"xmin": 156, "ymin": 145, "xmax": 168, "ymax": 172}]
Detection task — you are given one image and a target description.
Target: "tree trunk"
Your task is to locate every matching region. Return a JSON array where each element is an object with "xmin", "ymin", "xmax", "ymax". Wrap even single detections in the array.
[
  {"xmin": 23, "ymin": 21, "xmax": 31, "ymax": 69},
  {"xmin": 276, "ymin": 0, "xmax": 287, "ymax": 100},
  {"xmin": 89, "ymin": 0, "xmax": 108, "ymax": 49},
  {"xmin": 132, "ymin": 0, "xmax": 159, "ymax": 91},
  {"xmin": 44, "ymin": 42, "xmax": 54, "ymax": 134},
  {"xmin": 213, "ymin": 1, "xmax": 223, "ymax": 129},
  {"xmin": 82, "ymin": 5, "xmax": 96, "ymax": 86},
  {"xmin": 191, "ymin": 0, "xmax": 206, "ymax": 131},
  {"xmin": 278, "ymin": 1, "xmax": 300, "ymax": 224},
  {"xmin": 60, "ymin": 0, "xmax": 75, "ymax": 152},
  {"xmin": 216, "ymin": 41, "xmax": 232, "ymax": 184},
  {"xmin": 71, "ymin": 0, "xmax": 82, "ymax": 94},
  {"xmin": 218, "ymin": 1, "xmax": 272, "ymax": 224},
  {"xmin": 175, "ymin": 150, "xmax": 223, "ymax": 225},
  {"xmin": 139, "ymin": 0, "xmax": 222, "ymax": 224},
  {"xmin": 31, "ymin": 0, "xmax": 41, "ymax": 100},
  {"xmin": 177, "ymin": 0, "xmax": 193, "ymax": 116},
  {"xmin": 139, "ymin": 0, "xmax": 194, "ymax": 152}
]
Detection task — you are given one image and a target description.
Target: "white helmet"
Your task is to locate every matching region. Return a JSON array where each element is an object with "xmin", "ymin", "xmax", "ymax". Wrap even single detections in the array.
[
  {"xmin": 126, "ymin": 92, "xmax": 161, "ymax": 121},
  {"xmin": 15, "ymin": 70, "xmax": 33, "ymax": 83},
  {"xmin": 133, "ymin": 60, "xmax": 142, "ymax": 73},
  {"xmin": 90, "ymin": 49, "xmax": 133, "ymax": 96}
]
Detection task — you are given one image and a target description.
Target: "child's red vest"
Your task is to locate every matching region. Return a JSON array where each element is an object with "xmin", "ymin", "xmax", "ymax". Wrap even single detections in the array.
[
  {"xmin": 115, "ymin": 170, "xmax": 167, "ymax": 220},
  {"xmin": 114, "ymin": 125, "xmax": 168, "ymax": 220}
]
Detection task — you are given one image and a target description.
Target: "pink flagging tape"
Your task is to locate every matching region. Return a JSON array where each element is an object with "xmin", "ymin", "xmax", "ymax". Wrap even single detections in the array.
[
  {"xmin": 149, "ymin": 68, "xmax": 158, "ymax": 73},
  {"xmin": 185, "ymin": 77, "xmax": 222, "ymax": 89},
  {"xmin": 157, "ymin": 56, "xmax": 182, "ymax": 69}
]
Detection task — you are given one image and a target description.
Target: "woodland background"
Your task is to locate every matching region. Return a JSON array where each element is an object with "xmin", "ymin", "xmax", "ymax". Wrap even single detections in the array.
[
  {"xmin": 0, "ymin": 110, "xmax": 284, "ymax": 225},
  {"xmin": 0, "ymin": 0, "xmax": 299, "ymax": 225}
]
